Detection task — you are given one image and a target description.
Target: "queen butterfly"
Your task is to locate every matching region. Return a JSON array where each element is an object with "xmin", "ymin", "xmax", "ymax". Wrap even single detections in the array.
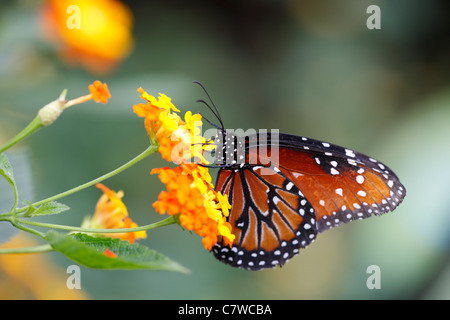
[{"xmin": 195, "ymin": 83, "xmax": 406, "ymax": 271}]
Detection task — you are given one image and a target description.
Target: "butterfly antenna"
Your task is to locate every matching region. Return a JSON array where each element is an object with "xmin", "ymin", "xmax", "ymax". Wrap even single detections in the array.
[
  {"xmin": 193, "ymin": 81, "xmax": 224, "ymax": 130},
  {"xmin": 199, "ymin": 110, "xmax": 222, "ymax": 130}
]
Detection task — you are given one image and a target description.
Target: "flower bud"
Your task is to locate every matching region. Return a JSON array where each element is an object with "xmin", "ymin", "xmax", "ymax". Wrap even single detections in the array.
[{"xmin": 38, "ymin": 99, "xmax": 65, "ymax": 126}]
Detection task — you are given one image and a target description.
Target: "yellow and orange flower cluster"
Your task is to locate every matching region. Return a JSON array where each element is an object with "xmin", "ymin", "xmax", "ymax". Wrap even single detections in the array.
[
  {"xmin": 41, "ymin": 0, "xmax": 134, "ymax": 74},
  {"xmin": 82, "ymin": 183, "xmax": 146, "ymax": 244},
  {"xmin": 133, "ymin": 88, "xmax": 209, "ymax": 164},
  {"xmin": 134, "ymin": 88, "xmax": 234, "ymax": 250},
  {"xmin": 152, "ymin": 165, "xmax": 233, "ymax": 250}
]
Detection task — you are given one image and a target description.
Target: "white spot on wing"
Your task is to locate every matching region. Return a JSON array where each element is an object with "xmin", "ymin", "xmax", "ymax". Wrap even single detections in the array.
[
  {"xmin": 330, "ymin": 168, "xmax": 339, "ymax": 175},
  {"xmin": 356, "ymin": 175, "xmax": 364, "ymax": 184},
  {"xmin": 345, "ymin": 149, "xmax": 356, "ymax": 158}
]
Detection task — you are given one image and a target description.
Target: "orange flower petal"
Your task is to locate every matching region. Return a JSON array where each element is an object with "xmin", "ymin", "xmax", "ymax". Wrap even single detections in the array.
[
  {"xmin": 103, "ymin": 248, "xmax": 117, "ymax": 258},
  {"xmin": 89, "ymin": 80, "xmax": 111, "ymax": 103},
  {"xmin": 82, "ymin": 184, "xmax": 147, "ymax": 243}
]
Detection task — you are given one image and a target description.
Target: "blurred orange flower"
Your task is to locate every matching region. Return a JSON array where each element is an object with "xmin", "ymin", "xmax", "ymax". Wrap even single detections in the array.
[
  {"xmin": 0, "ymin": 234, "xmax": 88, "ymax": 299},
  {"xmin": 41, "ymin": 0, "xmax": 134, "ymax": 74},
  {"xmin": 81, "ymin": 183, "xmax": 146, "ymax": 243}
]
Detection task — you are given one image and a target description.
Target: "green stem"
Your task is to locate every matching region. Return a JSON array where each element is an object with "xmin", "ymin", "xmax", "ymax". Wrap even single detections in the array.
[
  {"xmin": 0, "ymin": 115, "xmax": 43, "ymax": 154},
  {"xmin": 0, "ymin": 90, "xmax": 68, "ymax": 154},
  {"xmin": 0, "ymin": 244, "xmax": 52, "ymax": 254},
  {"xmin": 4, "ymin": 216, "xmax": 46, "ymax": 238},
  {"xmin": 12, "ymin": 223, "xmax": 46, "ymax": 238},
  {"xmin": 14, "ymin": 144, "xmax": 159, "ymax": 215},
  {"xmin": 15, "ymin": 215, "xmax": 177, "ymax": 234}
]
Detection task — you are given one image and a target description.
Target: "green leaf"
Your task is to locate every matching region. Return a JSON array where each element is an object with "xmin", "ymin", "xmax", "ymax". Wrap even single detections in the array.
[
  {"xmin": 25, "ymin": 201, "xmax": 70, "ymax": 217},
  {"xmin": 0, "ymin": 153, "xmax": 14, "ymax": 182},
  {"xmin": 0, "ymin": 153, "xmax": 18, "ymax": 212},
  {"xmin": 45, "ymin": 231, "xmax": 190, "ymax": 273}
]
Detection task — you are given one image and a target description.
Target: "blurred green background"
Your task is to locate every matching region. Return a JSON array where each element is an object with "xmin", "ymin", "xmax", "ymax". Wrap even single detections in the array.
[{"xmin": 1, "ymin": 0, "xmax": 450, "ymax": 299}]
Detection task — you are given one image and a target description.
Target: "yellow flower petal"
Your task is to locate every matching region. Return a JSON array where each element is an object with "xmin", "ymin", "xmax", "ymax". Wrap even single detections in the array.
[{"xmin": 81, "ymin": 183, "xmax": 146, "ymax": 243}]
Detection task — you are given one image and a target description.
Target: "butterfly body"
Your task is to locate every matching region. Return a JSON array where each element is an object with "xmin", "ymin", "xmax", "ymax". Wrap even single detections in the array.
[{"xmin": 211, "ymin": 131, "xmax": 406, "ymax": 270}]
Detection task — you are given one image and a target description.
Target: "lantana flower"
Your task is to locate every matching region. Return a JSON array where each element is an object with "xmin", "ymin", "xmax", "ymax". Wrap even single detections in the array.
[
  {"xmin": 81, "ymin": 183, "xmax": 146, "ymax": 243},
  {"xmin": 66, "ymin": 80, "xmax": 111, "ymax": 106},
  {"xmin": 134, "ymin": 88, "xmax": 234, "ymax": 250},
  {"xmin": 88, "ymin": 81, "xmax": 111, "ymax": 104},
  {"xmin": 39, "ymin": 80, "xmax": 110, "ymax": 126},
  {"xmin": 151, "ymin": 165, "xmax": 234, "ymax": 250},
  {"xmin": 40, "ymin": 0, "xmax": 134, "ymax": 74},
  {"xmin": 133, "ymin": 88, "xmax": 209, "ymax": 164}
]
